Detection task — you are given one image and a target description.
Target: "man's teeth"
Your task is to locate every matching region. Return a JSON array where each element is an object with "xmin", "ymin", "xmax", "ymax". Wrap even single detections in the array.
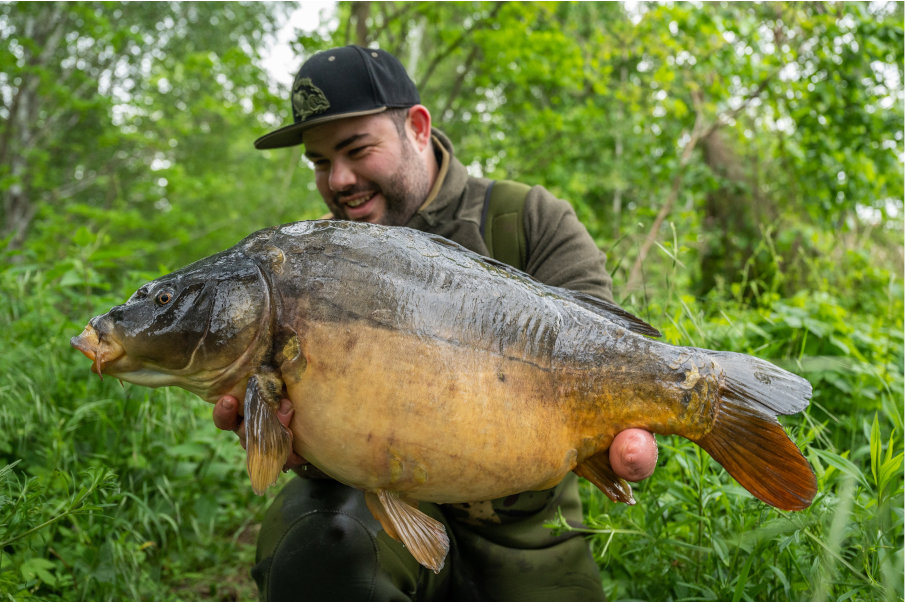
[{"xmin": 346, "ymin": 193, "xmax": 375, "ymax": 208}]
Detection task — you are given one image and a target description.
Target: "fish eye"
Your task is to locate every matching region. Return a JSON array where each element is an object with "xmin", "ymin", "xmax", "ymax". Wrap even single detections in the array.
[{"xmin": 156, "ymin": 290, "xmax": 174, "ymax": 305}]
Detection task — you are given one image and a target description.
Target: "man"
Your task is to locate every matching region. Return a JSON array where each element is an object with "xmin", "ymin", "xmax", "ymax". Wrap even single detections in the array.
[{"xmin": 213, "ymin": 45, "xmax": 658, "ymax": 600}]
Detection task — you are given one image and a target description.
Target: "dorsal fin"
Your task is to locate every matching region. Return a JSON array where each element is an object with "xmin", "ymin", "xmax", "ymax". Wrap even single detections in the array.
[
  {"xmin": 416, "ymin": 231, "xmax": 661, "ymax": 338},
  {"xmin": 565, "ymin": 291, "xmax": 661, "ymax": 338}
]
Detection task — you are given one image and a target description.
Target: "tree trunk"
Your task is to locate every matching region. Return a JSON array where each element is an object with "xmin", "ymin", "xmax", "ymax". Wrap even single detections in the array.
[
  {"xmin": 2, "ymin": 6, "xmax": 66, "ymax": 251},
  {"xmin": 351, "ymin": 2, "xmax": 371, "ymax": 46},
  {"xmin": 624, "ymin": 74, "xmax": 776, "ymax": 293}
]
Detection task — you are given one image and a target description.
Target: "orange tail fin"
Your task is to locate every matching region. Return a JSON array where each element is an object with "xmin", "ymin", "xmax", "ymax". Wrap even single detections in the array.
[{"xmin": 697, "ymin": 351, "xmax": 816, "ymax": 510}]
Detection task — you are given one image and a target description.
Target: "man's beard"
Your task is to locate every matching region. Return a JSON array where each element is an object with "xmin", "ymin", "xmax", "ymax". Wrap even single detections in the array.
[{"xmin": 335, "ymin": 138, "xmax": 431, "ymax": 226}]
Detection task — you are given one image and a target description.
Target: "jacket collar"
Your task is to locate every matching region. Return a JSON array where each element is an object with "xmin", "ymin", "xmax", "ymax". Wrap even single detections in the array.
[{"xmin": 408, "ymin": 128, "xmax": 469, "ymax": 229}]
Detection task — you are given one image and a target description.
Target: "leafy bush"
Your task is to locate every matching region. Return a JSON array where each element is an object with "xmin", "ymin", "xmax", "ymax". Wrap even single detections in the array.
[{"xmin": 0, "ymin": 260, "xmax": 281, "ymax": 600}]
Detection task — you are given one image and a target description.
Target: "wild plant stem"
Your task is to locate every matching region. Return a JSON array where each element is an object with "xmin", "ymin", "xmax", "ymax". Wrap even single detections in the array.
[{"xmin": 0, "ymin": 509, "xmax": 74, "ymax": 548}]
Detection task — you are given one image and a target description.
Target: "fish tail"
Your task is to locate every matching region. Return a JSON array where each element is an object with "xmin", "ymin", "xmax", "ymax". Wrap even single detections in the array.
[{"xmin": 695, "ymin": 351, "xmax": 816, "ymax": 511}]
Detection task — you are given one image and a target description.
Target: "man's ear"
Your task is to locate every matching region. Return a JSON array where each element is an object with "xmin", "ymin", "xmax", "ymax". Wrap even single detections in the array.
[{"xmin": 406, "ymin": 105, "xmax": 432, "ymax": 151}]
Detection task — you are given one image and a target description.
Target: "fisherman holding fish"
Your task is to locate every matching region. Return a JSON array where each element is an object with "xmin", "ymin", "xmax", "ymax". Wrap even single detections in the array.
[
  {"xmin": 213, "ymin": 46, "xmax": 658, "ymax": 600},
  {"xmin": 73, "ymin": 41, "xmax": 813, "ymax": 600}
]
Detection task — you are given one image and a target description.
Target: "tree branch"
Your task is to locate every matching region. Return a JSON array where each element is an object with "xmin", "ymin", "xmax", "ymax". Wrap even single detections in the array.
[
  {"xmin": 352, "ymin": 1, "xmax": 371, "ymax": 46},
  {"xmin": 624, "ymin": 70, "xmax": 778, "ymax": 293},
  {"xmin": 374, "ymin": 1, "xmax": 423, "ymax": 55},
  {"xmin": 439, "ymin": 43, "xmax": 481, "ymax": 120},
  {"xmin": 417, "ymin": 3, "xmax": 503, "ymax": 91}
]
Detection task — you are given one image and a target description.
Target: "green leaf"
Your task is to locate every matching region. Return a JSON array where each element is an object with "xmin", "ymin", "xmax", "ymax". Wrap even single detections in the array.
[
  {"xmin": 58, "ymin": 269, "xmax": 84, "ymax": 287},
  {"xmin": 811, "ymin": 448, "xmax": 870, "ymax": 488},
  {"xmin": 878, "ymin": 452, "xmax": 904, "ymax": 499},
  {"xmin": 20, "ymin": 557, "xmax": 57, "ymax": 587},
  {"xmin": 870, "ymin": 413, "xmax": 881, "ymax": 484},
  {"xmin": 72, "ymin": 226, "xmax": 96, "ymax": 247}
]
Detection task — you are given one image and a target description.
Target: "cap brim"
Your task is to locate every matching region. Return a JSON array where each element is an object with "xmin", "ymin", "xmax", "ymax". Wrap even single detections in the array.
[{"xmin": 254, "ymin": 107, "xmax": 389, "ymax": 150}]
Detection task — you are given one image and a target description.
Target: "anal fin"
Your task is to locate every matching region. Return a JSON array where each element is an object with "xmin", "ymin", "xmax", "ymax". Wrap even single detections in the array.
[
  {"xmin": 365, "ymin": 490, "xmax": 449, "ymax": 574},
  {"xmin": 574, "ymin": 450, "xmax": 636, "ymax": 505},
  {"xmin": 244, "ymin": 369, "xmax": 293, "ymax": 495}
]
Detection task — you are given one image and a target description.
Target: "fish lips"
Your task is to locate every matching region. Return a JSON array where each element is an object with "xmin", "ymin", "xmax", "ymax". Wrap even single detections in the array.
[{"xmin": 71, "ymin": 323, "xmax": 125, "ymax": 378}]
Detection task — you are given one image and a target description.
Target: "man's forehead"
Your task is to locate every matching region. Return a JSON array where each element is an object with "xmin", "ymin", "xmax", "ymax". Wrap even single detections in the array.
[{"xmin": 302, "ymin": 113, "xmax": 394, "ymax": 153}]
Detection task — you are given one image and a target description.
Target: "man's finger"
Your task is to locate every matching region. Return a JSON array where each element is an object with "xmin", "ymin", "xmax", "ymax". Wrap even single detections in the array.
[
  {"xmin": 276, "ymin": 398, "xmax": 294, "ymax": 429},
  {"xmin": 236, "ymin": 420, "xmax": 247, "ymax": 450},
  {"xmin": 609, "ymin": 429, "xmax": 658, "ymax": 482},
  {"xmin": 275, "ymin": 398, "xmax": 307, "ymax": 471},
  {"xmin": 213, "ymin": 396, "xmax": 241, "ymax": 431}
]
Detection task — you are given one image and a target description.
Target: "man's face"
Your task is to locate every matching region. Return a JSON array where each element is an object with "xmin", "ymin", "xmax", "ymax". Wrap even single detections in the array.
[{"xmin": 302, "ymin": 112, "xmax": 431, "ymax": 226}]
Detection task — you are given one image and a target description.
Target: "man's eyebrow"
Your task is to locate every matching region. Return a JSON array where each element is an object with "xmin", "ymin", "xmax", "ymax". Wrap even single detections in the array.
[{"xmin": 305, "ymin": 133, "xmax": 372, "ymax": 160}]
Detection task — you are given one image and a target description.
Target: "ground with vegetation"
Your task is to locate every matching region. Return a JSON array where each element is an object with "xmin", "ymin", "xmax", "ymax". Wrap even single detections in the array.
[{"xmin": 1, "ymin": 2, "xmax": 902, "ymax": 600}]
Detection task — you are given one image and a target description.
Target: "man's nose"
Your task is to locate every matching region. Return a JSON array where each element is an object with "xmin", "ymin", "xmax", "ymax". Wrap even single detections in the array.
[{"xmin": 328, "ymin": 159, "xmax": 356, "ymax": 192}]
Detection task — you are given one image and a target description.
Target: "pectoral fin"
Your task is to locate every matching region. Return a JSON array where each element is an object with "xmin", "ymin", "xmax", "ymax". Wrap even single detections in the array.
[
  {"xmin": 574, "ymin": 451, "xmax": 635, "ymax": 505},
  {"xmin": 364, "ymin": 490, "xmax": 449, "ymax": 574},
  {"xmin": 244, "ymin": 370, "xmax": 292, "ymax": 495}
]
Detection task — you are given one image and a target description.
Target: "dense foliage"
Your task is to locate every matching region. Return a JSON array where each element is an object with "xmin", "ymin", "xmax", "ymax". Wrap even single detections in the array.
[{"xmin": 1, "ymin": 2, "xmax": 902, "ymax": 600}]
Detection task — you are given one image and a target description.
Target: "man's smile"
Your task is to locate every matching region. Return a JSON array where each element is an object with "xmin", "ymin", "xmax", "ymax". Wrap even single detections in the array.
[
  {"xmin": 339, "ymin": 190, "xmax": 383, "ymax": 222},
  {"xmin": 344, "ymin": 192, "xmax": 377, "ymax": 209}
]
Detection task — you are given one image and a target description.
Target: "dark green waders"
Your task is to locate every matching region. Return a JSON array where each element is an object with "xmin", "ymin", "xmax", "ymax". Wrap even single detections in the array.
[{"xmin": 252, "ymin": 474, "xmax": 606, "ymax": 601}]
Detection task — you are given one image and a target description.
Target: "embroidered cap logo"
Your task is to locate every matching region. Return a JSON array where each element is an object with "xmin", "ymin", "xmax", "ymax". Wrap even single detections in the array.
[{"xmin": 291, "ymin": 77, "xmax": 330, "ymax": 121}]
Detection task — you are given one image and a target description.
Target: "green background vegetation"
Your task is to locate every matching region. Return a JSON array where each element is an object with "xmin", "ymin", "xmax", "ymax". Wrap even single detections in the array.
[{"xmin": 1, "ymin": 2, "xmax": 902, "ymax": 600}]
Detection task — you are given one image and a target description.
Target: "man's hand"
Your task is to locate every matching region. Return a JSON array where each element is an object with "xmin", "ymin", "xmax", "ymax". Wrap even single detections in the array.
[
  {"xmin": 213, "ymin": 395, "xmax": 306, "ymax": 472},
  {"xmin": 609, "ymin": 428, "xmax": 658, "ymax": 482}
]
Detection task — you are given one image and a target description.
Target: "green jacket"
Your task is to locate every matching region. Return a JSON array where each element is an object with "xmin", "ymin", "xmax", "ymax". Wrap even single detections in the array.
[{"xmin": 406, "ymin": 129, "xmax": 615, "ymax": 303}]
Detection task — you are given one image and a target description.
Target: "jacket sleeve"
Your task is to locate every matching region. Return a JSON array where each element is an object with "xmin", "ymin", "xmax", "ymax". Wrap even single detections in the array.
[{"xmin": 521, "ymin": 186, "xmax": 615, "ymax": 303}]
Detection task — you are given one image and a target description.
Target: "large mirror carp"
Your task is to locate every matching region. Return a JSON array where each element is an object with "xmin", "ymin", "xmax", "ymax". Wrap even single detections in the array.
[{"xmin": 72, "ymin": 220, "xmax": 817, "ymax": 572}]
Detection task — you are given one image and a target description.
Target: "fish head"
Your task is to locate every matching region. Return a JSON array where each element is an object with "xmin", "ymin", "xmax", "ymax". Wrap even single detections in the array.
[{"xmin": 71, "ymin": 250, "xmax": 272, "ymax": 398}]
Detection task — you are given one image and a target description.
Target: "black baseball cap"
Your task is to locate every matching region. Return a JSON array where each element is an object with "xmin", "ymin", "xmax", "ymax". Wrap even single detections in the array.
[{"xmin": 254, "ymin": 45, "xmax": 421, "ymax": 149}]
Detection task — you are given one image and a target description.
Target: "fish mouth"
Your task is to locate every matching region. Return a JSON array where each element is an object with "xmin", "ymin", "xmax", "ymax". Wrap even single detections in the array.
[{"xmin": 70, "ymin": 324, "xmax": 125, "ymax": 379}]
